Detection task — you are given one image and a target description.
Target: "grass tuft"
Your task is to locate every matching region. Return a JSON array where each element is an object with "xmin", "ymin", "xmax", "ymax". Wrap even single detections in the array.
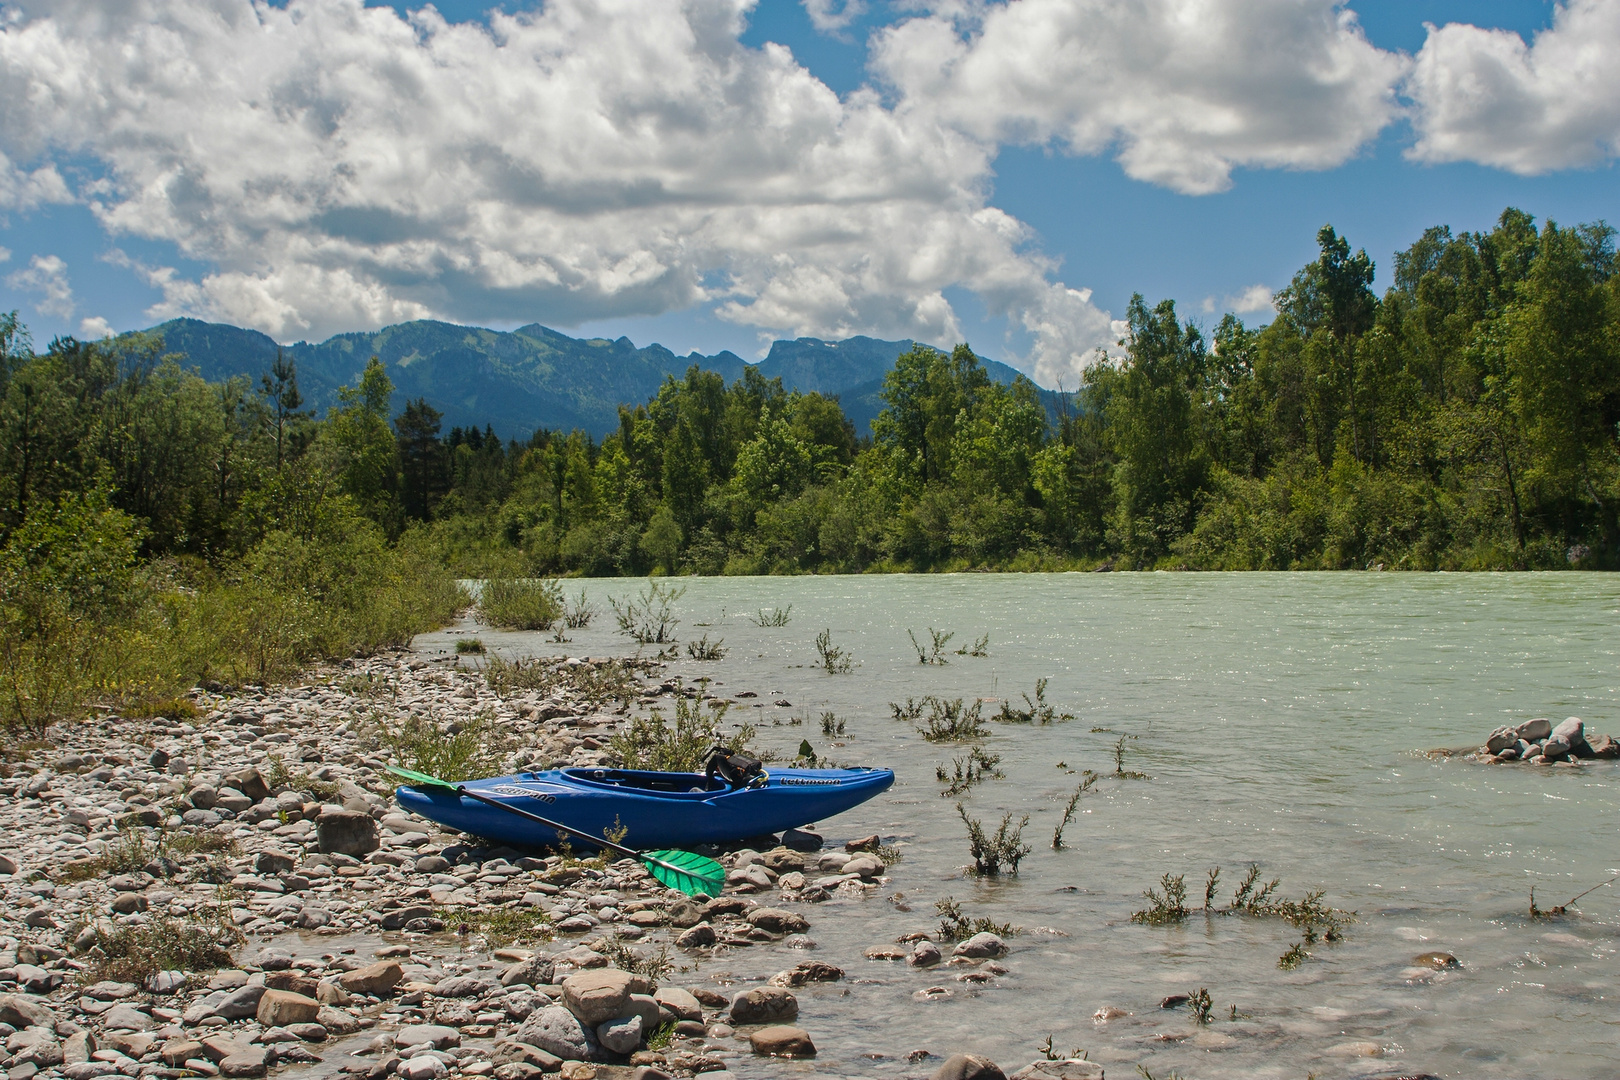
[
  {"xmin": 957, "ymin": 803, "xmax": 1031, "ymax": 876},
  {"xmin": 814, "ymin": 629, "xmax": 853, "ymax": 673},
  {"xmin": 937, "ymin": 746, "xmax": 1003, "ymax": 796},
  {"xmin": 908, "ymin": 627, "xmax": 954, "ymax": 664}
]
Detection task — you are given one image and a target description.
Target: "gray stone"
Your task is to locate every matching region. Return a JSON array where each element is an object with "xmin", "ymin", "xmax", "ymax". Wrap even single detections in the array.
[
  {"xmin": 0, "ymin": 853, "xmax": 17, "ymax": 874},
  {"xmin": 908, "ymin": 940, "xmax": 942, "ymax": 967},
  {"xmin": 779, "ymin": 828, "xmax": 823, "ymax": 851},
  {"xmin": 336, "ymin": 960, "xmax": 403, "ymax": 995},
  {"xmin": 932, "ymin": 1053, "xmax": 1007, "ymax": 1080},
  {"xmin": 500, "ymin": 955, "xmax": 555, "ymax": 988},
  {"xmin": 317, "ymin": 1006, "xmax": 363, "ymax": 1035},
  {"xmin": 561, "ymin": 969, "xmax": 646, "ymax": 1026},
  {"xmin": 254, "ymin": 850, "xmax": 296, "ymax": 875},
  {"xmin": 514, "ymin": 1004, "xmax": 600, "ymax": 1062},
  {"xmin": 1554, "ymin": 717, "xmax": 1590, "ymax": 757},
  {"xmin": 393, "ymin": 1025, "xmax": 461, "ymax": 1051},
  {"xmin": 596, "ymin": 1014, "xmax": 643, "ymax": 1055},
  {"xmin": 675, "ymin": 922, "xmax": 715, "ymax": 948},
  {"xmin": 749, "ymin": 1025, "xmax": 815, "ymax": 1058},
  {"xmin": 652, "ymin": 987, "xmax": 701, "ymax": 1023},
  {"xmin": 433, "ymin": 974, "xmax": 493, "ymax": 998},
  {"xmin": 953, "ymin": 932, "xmax": 1008, "ymax": 958},
  {"xmin": 398, "ymin": 1055, "xmax": 449, "ymax": 1080},
  {"xmin": 729, "ymin": 986, "xmax": 797, "ymax": 1025},
  {"xmin": 101, "ymin": 1002, "xmax": 155, "ymax": 1031},
  {"xmin": 746, "ymin": 907, "xmax": 809, "ymax": 934},
  {"xmin": 0, "ymin": 990, "xmax": 57, "ymax": 1029},
  {"xmin": 212, "ymin": 985, "xmax": 268, "ymax": 1021},
  {"xmin": 315, "ymin": 809, "xmax": 378, "ymax": 856},
  {"xmin": 381, "ymin": 906, "xmax": 435, "ymax": 931},
  {"xmin": 146, "ymin": 970, "xmax": 187, "ymax": 995},
  {"xmin": 1515, "ymin": 718, "xmax": 1553, "ymax": 742},
  {"xmin": 1484, "ymin": 726, "xmax": 1517, "ymax": 753},
  {"xmin": 1542, "ymin": 737, "xmax": 1571, "ymax": 762},
  {"xmin": 5, "ymin": 1029, "xmax": 64, "ymax": 1067}
]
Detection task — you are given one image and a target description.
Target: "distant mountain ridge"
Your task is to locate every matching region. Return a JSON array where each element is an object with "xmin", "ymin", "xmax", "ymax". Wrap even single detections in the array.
[{"xmin": 140, "ymin": 318, "xmax": 1059, "ymax": 439}]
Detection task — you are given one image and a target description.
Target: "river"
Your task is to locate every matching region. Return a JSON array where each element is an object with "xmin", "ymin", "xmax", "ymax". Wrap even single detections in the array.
[{"xmin": 417, "ymin": 571, "xmax": 1620, "ymax": 1080}]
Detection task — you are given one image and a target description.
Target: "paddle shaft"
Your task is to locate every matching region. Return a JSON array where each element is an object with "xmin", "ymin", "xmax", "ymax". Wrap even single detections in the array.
[{"xmin": 449, "ymin": 784, "xmax": 649, "ymax": 863}]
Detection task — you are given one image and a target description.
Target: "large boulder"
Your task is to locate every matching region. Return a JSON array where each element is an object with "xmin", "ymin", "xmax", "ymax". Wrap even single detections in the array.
[
  {"xmin": 1484, "ymin": 727, "xmax": 1517, "ymax": 753},
  {"xmin": 561, "ymin": 969, "xmax": 647, "ymax": 1026},
  {"xmin": 316, "ymin": 810, "xmax": 378, "ymax": 856},
  {"xmin": 514, "ymin": 1004, "xmax": 600, "ymax": 1062}
]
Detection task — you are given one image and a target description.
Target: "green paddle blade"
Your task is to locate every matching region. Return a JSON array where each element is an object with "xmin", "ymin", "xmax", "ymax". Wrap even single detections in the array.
[
  {"xmin": 642, "ymin": 849, "xmax": 725, "ymax": 898},
  {"xmin": 386, "ymin": 765, "xmax": 457, "ymax": 789}
]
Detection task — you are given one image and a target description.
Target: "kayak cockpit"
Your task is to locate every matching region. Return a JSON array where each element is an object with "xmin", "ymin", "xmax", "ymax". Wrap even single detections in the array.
[{"xmin": 555, "ymin": 767, "xmax": 725, "ymax": 794}]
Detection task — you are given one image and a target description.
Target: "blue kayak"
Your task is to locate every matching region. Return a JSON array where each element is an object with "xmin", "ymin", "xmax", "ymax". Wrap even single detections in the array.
[{"xmin": 394, "ymin": 765, "xmax": 895, "ymax": 850}]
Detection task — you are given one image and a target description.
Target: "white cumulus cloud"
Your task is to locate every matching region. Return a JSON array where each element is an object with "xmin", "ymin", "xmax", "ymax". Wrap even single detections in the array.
[
  {"xmin": 5, "ymin": 252, "xmax": 74, "ymax": 318},
  {"xmin": 0, "ymin": 0, "xmax": 1127, "ymax": 383},
  {"xmin": 872, "ymin": 0, "xmax": 1409, "ymax": 195},
  {"xmin": 1406, "ymin": 0, "xmax": 1620, "ymax": 173},
  {"xmin": 1224, "ymin": 284, "xmax": 1275, "ymax": 315},
  {"xmin": 78, "ymin": 314, "xmax": 112, "ymax": 338}
]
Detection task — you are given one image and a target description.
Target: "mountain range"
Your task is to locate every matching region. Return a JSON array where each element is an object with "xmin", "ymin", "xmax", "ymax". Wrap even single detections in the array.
[{"xmin": 141, "ymin": 318, "xmax": 1065, "ymax": 439}]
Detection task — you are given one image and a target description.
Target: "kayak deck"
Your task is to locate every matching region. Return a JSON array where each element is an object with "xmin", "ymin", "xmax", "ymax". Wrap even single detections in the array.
[{"xmin": 394, "ymin": 764, "xmax": 894, "ymax": 850}]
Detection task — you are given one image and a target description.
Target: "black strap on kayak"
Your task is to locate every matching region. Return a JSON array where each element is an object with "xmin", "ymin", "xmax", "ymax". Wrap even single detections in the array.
[{"xmin": 705, "ymin": 746, "xmax": 764, "ymax": 790}]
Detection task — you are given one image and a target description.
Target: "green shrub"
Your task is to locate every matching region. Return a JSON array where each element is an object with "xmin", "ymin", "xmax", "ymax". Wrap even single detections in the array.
[
  {"xmin": 376, "ymin": 708, "xmax": 509, "ymax": 782},
  {"xmin": 480, "ymin": 576, "xmax": 565, "ymax": 630},
  {"xmin": 610, "ymin": 688, "xmax": 753, "ymax": 773}
]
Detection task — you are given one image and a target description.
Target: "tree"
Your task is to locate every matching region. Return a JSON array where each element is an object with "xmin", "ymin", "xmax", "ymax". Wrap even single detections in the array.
[
  {"xmin": 395, "ymin": 398, "xmax": 448, "ymax": 523},
  {"xmin": 260, "ymin": 349, "xmax": 308, "ymax": 469},
  {"xmin": 322, "ymin": 357, "xmax": 401, "ymax": 532}
]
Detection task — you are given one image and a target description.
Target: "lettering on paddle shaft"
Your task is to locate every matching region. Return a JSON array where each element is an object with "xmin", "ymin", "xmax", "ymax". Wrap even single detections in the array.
[
  {"xmin": 489, "ymin": 785, "xmax": 559, "ymax": 803},
  {"xmin": 781, "ymin": 777, "xmax": 841, "ymax": 786}
]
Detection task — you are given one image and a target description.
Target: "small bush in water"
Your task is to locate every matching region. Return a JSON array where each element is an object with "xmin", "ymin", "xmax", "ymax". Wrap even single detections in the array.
[{"xmin": 479, "ymin": 577, "xmax": 565, "ymax": 630}]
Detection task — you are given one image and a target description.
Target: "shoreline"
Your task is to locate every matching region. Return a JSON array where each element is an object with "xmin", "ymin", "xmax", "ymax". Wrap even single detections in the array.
[{"xmin": 0, "ymin": 647, "xmax": 1063, "ymax": 1080}]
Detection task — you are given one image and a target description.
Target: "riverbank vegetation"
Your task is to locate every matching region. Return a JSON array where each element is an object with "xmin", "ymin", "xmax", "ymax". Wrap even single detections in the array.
[{"xmin": 0, "ymin": 316, "xmax": 463, "ymax": 734}]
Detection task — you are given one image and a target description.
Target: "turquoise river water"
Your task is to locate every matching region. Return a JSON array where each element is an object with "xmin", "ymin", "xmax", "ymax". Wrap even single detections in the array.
[{"xmin": 413, "ymin": 572, "xmax": 1620, "ymax": 1080}]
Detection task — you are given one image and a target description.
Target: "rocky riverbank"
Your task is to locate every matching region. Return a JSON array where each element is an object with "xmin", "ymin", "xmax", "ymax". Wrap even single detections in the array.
[{"xmin": 0, "ymin": 648, "xmax": 1085, "ymax": 1080}]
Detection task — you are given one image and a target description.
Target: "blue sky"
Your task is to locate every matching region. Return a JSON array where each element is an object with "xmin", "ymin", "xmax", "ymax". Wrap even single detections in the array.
[{"xmin": 1, "ymin": 0, "xmax": 1614, "ymax": 384}]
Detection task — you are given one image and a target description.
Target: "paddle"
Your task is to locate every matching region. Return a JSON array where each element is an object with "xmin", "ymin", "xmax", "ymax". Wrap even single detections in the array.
[{"xmin": 385, "ymin": 766, "xmax": 726, "ymax": 898}]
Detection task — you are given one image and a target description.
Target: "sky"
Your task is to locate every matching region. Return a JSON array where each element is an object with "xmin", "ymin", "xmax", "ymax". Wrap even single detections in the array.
[{"xmin": 0, "ymin": 0, "xmax": 1615, "ymax": 387}]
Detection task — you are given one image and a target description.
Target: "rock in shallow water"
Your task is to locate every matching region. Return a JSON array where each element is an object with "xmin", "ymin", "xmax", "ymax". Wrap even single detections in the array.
[
  {"xmin": 748, "ymin": 1025, "xmax": 815, "ymax": 1058},
  {"xmin": 729, "ymin": 986, "xmax": 797, "ymax": 1024},
  {"xmin": 931, "ymin": 1053, "xmax": 1006, "ymax": 1080}
]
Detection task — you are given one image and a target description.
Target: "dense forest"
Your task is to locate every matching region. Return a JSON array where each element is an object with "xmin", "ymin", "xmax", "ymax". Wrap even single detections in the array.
[{"xmin": 4, "ymin": 208, "xmax": 1618, "ymax": 593}]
